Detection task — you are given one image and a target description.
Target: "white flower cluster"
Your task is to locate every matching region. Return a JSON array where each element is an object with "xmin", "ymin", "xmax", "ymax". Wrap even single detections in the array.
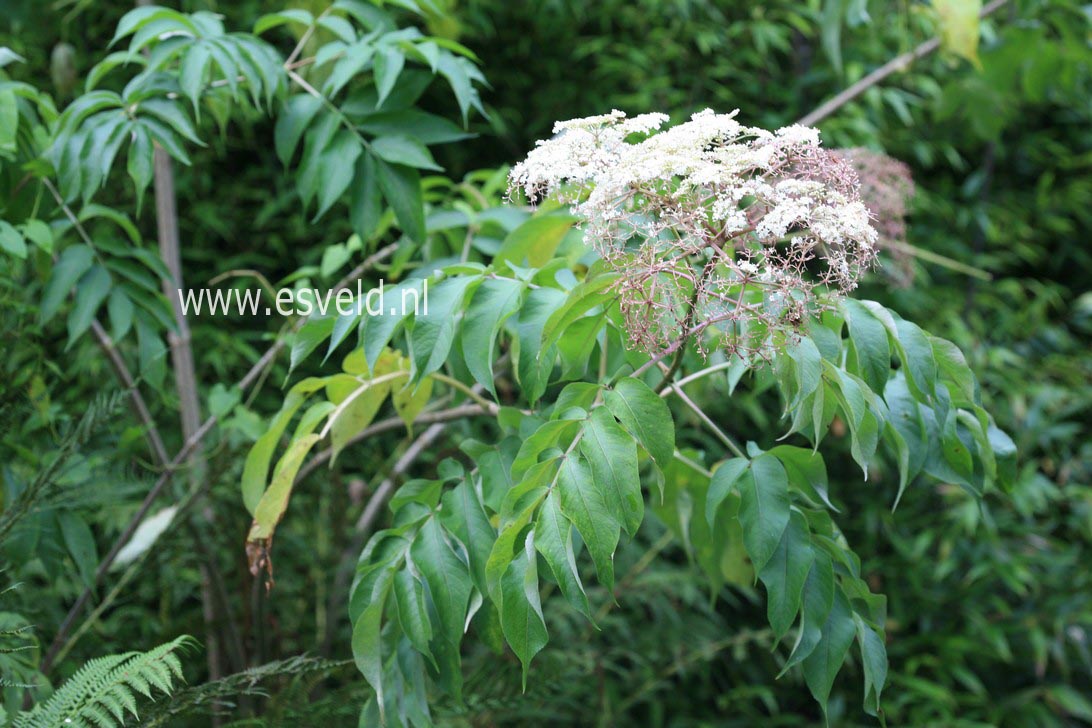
[{"xmin": 508, "ymin": 109, "xmax": 880, "ymax": 358}]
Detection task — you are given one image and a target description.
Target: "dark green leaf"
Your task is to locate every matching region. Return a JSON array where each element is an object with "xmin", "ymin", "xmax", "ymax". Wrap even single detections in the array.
[
  {"xmin": 604, "ymin": 377, "xmax": 675, "ymax": 468},
  {"xmin": 737, "ymin": 454, "xmax": 790, "ymax": 572}
]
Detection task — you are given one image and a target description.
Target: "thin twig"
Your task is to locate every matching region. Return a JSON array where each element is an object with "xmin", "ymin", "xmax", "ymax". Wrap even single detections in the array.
[
  {"xmin": 797, "ymin": 0, "xmax": 1009, "ymax": 126},
  {"xmin": 295, "ymin": 404, "xmax": 488, "ymax": 485},
  {"xmin": 658, "ymin": 363, "xmax": 746, "ymax": 459},
  {"xmin": 40, "ymin": 243, "xmax": 398, "ymax": 674}
]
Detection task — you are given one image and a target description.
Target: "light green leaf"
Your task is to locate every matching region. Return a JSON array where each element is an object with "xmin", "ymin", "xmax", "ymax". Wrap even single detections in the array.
[
  {"xmin": 254, "ymin": 9, "xmax": 314, "ymax": 35},
  {"xmin": 494, "ymin": 213, "xmax": 579, "ymax": 268},
  {"xmin": 275, "ymin": 95, "xmax": 324, "ymax": 166},
  {"xmin": 326, "ymin": 369, "xmax": 397, "ymax": 463},
  {"xmin": 127, "ymin": 126, "xmax": 154, "ymax": 209},
  {"xmin": 360, "ymin": 279, "xmax": 424, "ymax": 369},
  {"xmin": 894, "ymin": 318, "xmax": 937, "ymax": 399},
  {"xmin": 392, "ymin": 375, "xmax": 432, "ymax": 430},
  {"xmin": 540, "ymin": 273, "xmax": 618, "ymax": 350},
  {"xmin": 515, "ymin": 287, "xmax": 567, "ymax": 404},
  {"xmin": 179, "ymin": 44, "xmax": 213, "ymax": 109},
  {"xmin": 22, "ymin": 219, "xmax": 54, "ymax": 254},
  {"xmin": 241, "ymin": 376, "xmax": 328, "ymax": 513},
  {"xmin": 935, "ymin": 0, "xmax": 982, "ymax": 68},
  {"xmin": 0, "ymin": 220, "xmax": 26, "ymax": 259},
  {"xmin": 374, "ymin": 46, "xmax": 405, "ymax": 108},
  {"xmin": 371, "ymin": 135, "xmax": 443, "ymax": 171},
  {"xmin": 248, "ymin": 402, "xmax": 333, "ymax": 541},
  {"xmin": 351, "ymin": 567, "xmax": 393, "ymax": 723}
]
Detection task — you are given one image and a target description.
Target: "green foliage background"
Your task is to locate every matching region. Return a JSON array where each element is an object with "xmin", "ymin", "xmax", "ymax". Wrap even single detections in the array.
[{"xmin": 1, "ymin": 0, "xmax": 1090, "ymax": 725}]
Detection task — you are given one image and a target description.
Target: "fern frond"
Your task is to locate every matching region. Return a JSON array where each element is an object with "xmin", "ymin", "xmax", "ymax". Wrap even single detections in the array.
[{"xmin": 12, "ymin": 635, "xmax": 194, "ymax": 728}]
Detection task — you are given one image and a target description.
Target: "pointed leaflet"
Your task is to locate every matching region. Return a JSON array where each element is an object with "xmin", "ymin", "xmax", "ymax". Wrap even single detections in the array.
[
  {"xmin": 843, "ymin": 298, "xmax": 891, "ymax": 394},
  {"xmin": 409, "ymin": 275, "xmax": 476, "ymax": 381},
  {"xmin": 515, "ymin": 286, "xmax": 567, "ymax": 404},
  {"xmin": 127, "ymin": 125, "xmax": 154, "ymax": 209},
  {"xmin": 248, "ymin": 401, "xmax": 334, "ymax": 541},
  {"xmin": 67, "ymin": 265, "xmax": 112, "ymax": 345},
  {"xmin": 854, "ymin": 613, "xmax": 888, "ymax": 716},
  {"xmin": 275, "ymin": 94, "xmax": 323, "ymax": 166},
  {"xmin": 460, "ymin": 276, "xmax": 524, "ymax": 396},
  {"xmin": 392, "ymin": 374, "xmax": 432, "ymax": 430},
  {"xmin": 706, "ymin": 457, "xmax": 749, "ymax": 529},
  {"xmin": 394, "ymin": 566, "xmax": 434, "ymax": 668},
  {"xmin": 802, "ymin": 587, "xmax": 856, "ymax": 720},
  {"xmin": 372, "ymin": 135, "xmax": 442, "ymax": 172},
  {"xmin": 930, "ymin": 335, "xmax": 977, "ymax": 403},
  {"xmin": 485, "ymin": 488, "xmax": 542, "ymax": 601},
  {"xmin": 410, "ymin": 516, "xmax": 473, "ymax": 700},
  {"xmin": 884, "ymin": 374, "xmax": 927, "ymax": 494},
  {"xmin": 0, "ymin": 221, "xmax": 25, "ymax": 258},
  {"xmin": 758, "ymin": 510, "xmax": 815, "ymax": 641},
  {"xmin": 767, "ymin": 445, "xmax": 837, "ymax": 512},
  {"xmin": 324, "ymin": 352, "xmax": 401, "ymax": 463},
  {"xmin": 376, "ymin": 159, "xmax": 426, "ymax": 244},
  {"xmin": 241, "ymin": 377, "xmax": 329, "ymax": 513},
  {"xmin": 511, "ymin": 419, "xmax": 579, "ymax": 480},
  {"xmin": 737, "ymin": 454, "xmax": 791, "ymax": 572},
  {"xmin": 781, "ymin": 550, "xmax": 835, "ymax": 674},
  {"xmin": 540, "ymin": 272, "xmax": 619, "ymax": 351},
  {"xmin": 313, "ymin": 130, "xmax": 362, "ymax": 220},
  {"xmin": 894, "ymin": 318, "xmax": 937, "ymax": 400},
  {"xmin": 351, "ymin": 152, "xmax": 382, "ymax": 241},
  {"xmin": 360, "ymin": 279, "xmax": 424, "ymax": 370},
  {"xmin": 351, "ymin": 567, "xmax": 394, "ymax": 723},
  {"xmin": 40, "ymin": 244, "xmax": 94, "ymax": 324},
  {"xmin": 579, "ymin": 407, "xmax": 643, "ymax": 536},
  {"xmin": 374, "ymin": 45, "xmax": 405, "ymax": 108},
  {"xmin": 440, "ymin": 481, "xmax": 496, "ymax": 594},
  {"xmin": 604, "ymin": 377, "xmax": 675, "ymax": 468},
  {"xmin": 557, "ymin": 451, "xmax": 619, "ymax": 590},
  {"xmin": 499, "ymin": 532, "xmax": 549, "ymax": 688},
  {"xmin": 494, "ymin": 212, "xmax": 579, "ymax": 268},
  {"xmin": 534, "ymin": 490, "xmax": 592, "ymax": 619}
]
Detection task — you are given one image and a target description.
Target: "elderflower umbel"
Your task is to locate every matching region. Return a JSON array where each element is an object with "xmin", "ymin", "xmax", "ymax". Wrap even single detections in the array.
[{"xmin": 508, "ymin": 109, "xmax": 880, "ymax": 359}]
